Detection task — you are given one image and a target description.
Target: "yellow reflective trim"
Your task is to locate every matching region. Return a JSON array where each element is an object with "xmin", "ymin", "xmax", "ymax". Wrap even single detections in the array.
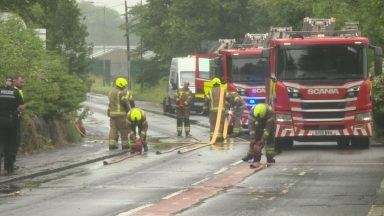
[{"xmin": 195, "ymin": 93, "xmax": 205, "ymax": 99}]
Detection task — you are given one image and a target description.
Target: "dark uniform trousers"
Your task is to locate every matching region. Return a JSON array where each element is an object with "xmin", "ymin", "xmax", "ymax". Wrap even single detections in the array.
[
  {"xmin": 0, "ymin": 114, "xmax": 17, "ymax": 171},
  {"xmin": 176, "ymin": 107, "xmax": 190, "ymax": 134}
]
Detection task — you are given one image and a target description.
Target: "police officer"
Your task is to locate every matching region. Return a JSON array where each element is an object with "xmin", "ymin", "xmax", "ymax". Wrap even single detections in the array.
[
  {"xmin": 127, "ymin": 108, "xmax": 148, "ymax": 152},
  {"xmin": 229, "ymin": 91, "xmax": 246, "ymax": 137},
  {"xmin": 242, "ymin": 103, "xmax": 276, "ymax": 168},
  {"xmin": 108, "ymin": 77, "xmax": 133, "ymax": 150},
  {"xmin": 203, "ymin": 77, "xmax": 231, "ymax": 142},
  {"xmin": 0, "ymin": 77, "xmax": 24, "ymax": 174},
  {"xmin": 175, "ymin": 81, "xmax": 193, "ymax": 137}
]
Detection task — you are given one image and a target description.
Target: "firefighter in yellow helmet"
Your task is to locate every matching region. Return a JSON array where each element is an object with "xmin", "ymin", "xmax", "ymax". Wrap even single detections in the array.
[
  {"xmin": 203, "ymin": 77, "xmax": 231, "ymax": 142},
  {"xmin": 107, "ymin": 77, "xmax": 133, "ymax": 150},
  {"xmin": 127, "ymin": 108, "xmax": 148, "ymax": 152},
  {"xmin": 175, "ymin": 81, "xmax": 193, "ymax": 137},
  {"xmin": 243, "ymin": 103, "xmax": 276, "ymax": 168}
]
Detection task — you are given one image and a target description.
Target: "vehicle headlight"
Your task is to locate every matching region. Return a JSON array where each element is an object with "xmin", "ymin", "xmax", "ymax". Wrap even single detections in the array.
[
  {"xmin": 287, "ymin": 87, "xmax": 301, "ymax": 98},
  {"xmin": 346, "ymin": 86, "xmax": 360, "ymax": 98},
  {"xmin": 355, "ymin": 112, "xmax": 371, "ymax": 121},
  {"xmin": 276, "ymin": 113, "xmax": 292, "ymax": 123}
]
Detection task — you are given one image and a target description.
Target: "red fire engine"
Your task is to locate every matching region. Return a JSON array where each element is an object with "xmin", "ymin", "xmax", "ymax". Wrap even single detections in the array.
[
  {"xmin": 195, "ymin": 34, "xmax": 270, "ymax": 126},
  {"xmin": 266, "ymin": 18, "xmax": 382, "ymax": 148}
]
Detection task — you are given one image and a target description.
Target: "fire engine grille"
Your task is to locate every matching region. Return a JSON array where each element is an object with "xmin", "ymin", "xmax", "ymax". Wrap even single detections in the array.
[
  {"xmin": 302, "ymin": 125, "xmax": 345, "ymax": 130},
  {"xmin": 301, "ymin": 102, "xmax": 346, "ymax": 110},
  {"xmin": 301, "ymin": 112, "xmax": 345, "ymax": 119}
]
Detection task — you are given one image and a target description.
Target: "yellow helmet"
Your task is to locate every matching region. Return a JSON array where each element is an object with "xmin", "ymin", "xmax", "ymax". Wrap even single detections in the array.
[
  {"xmin": 130, "ymin": 108, "xmax": 142, "ymax": 121},
  {"xmin": 211, "ymin": 77, "xmax": 221, "ymax": 85},
  {"xmin": 252, "ymin": 103, "xmax": 267, "ymax": 119},
  {"xmin": 115, "ymin": 77, "xmax": 128, "ymax": 88}
]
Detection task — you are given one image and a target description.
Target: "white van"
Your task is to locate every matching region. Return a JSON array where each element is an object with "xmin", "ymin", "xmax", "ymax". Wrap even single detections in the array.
[{"xmin": 163, "ymin": 56, "xmax": 209, "ymax": 114}]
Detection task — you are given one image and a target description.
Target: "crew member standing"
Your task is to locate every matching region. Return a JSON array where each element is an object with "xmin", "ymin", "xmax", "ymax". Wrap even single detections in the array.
[
  {"xmin": 242, "ymin": 103, "xmax": 276, "ymax": 168},
  {"xmin": 203, "ymin": 77, "xmax": 231, "ymax": 142},
  {"xmin": 175, "ymin": 81, "xmax": 193, "ymax": 137},
  {"xmin": 127, "ymin": 108, "xmax": 148, "ymax": 152},
  {"xmin": 0, "ymin": 77, "xmax": 24, "ymax": 174},
  {"xmin": 13, "ymin": 75, "xmax": 26, "ymax": 167},
  {"xmin": 229, "ymin": 91, "xmax": 246, "ymax": 137},
  {"xmin": 108, "ymin": 77, "xmax": 132, "ymax": 150}
]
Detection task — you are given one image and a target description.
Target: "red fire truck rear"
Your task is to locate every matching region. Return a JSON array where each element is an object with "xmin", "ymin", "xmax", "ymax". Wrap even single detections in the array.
[
  {"xmin": 266, "ymin": 18, "xmax": 383, "ymax": 149},
  {"xmin": 195, "ymin": 34, "xmax": 270, "ymax": 126}
]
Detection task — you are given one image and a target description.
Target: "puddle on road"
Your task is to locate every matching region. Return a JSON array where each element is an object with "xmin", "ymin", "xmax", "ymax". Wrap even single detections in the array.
[{"xmin": 0, "ymin": 184, "xmax": 22, "ymax": 195}]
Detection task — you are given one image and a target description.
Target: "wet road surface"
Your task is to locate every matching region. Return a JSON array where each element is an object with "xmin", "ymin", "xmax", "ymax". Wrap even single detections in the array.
[{"xmin": 0, "ymin": 94, "xmax": 384, "ymax": 216}]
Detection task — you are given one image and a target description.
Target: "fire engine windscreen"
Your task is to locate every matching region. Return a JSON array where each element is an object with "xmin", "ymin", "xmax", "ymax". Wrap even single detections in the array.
[
  {"xmin": 277, "ymin": 45, "xmax": 367, "ymax": 81},
  {"xmin": 228, "ymin": 55, "xmax": 267, "ymax": 83},
  {"xmin": 180, "ymin": 71, "xmax": 195, "ymax": 87}
]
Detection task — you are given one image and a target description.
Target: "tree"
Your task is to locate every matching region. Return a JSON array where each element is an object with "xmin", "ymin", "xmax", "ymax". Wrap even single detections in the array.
[{"xmin": 0, "ymin": 0, "xmax": 92, "ymax": 79}]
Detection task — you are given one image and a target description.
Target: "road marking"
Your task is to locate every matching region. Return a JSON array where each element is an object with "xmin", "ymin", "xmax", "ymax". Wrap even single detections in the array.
[
  {"xmin": 162, "ymin": 189, "xmax": 188, "ymax": 200},
  {"xmin": 116, "ymin": 204, "xmax": 153, "ymax": 216},
  {"xmin": 267, "ymin": 197, "xmax": 276, "ymax": 201},
  {"xmin": 231, "ymin": 160, "xmax": 243, "ymax": 166},
  {"xmin": 368, "ymin": 205, "xmax": 384, "ymax": 216},
  {"xmin": 191, "ymin": 178, "xmax": 209, "ymax": 186},
  {"xmin": 292, "ymin": 168, "xmax": 298, "ymax": 171},
  {"xmin": 282, "ymin": 168, "xmax": 287, "ymax": 171},
  {"xmin": 280, "ymin": 189, "xmax": 289, "ymax": 194},
  {"xmin": 298, "ymin": 171, "xmax": 306, "ymax": 176},
  {"xmin": 214, "ymin": 167, "xmax": 229, "ymax": 175}
]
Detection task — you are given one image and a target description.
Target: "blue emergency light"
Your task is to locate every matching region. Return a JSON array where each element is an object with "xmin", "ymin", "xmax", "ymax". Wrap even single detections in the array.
[{"xmin": 249, "ymin": 99, "xmax": 256, "ymax": 104}]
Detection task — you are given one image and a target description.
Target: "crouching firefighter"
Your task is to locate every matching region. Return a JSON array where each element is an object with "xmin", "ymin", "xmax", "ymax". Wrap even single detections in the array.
[
  {"xmin": 242, "ymin": 103, "xmax": 276, "ymax": 168},
  {"xmin": 0, "ymin": 77, "xmax": 24, "ymax": 174},
  {"xmin": 127, "ymin": 108, "xmax": 148, "ymax": 153}
]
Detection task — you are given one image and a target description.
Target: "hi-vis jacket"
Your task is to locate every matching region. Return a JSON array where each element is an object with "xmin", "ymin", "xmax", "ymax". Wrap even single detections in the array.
[
  {"xmin": 108, "ymin": 87, "xmax": 133, "ymax": 117},
  {"xmin": 175, "ymin": 87, "xmax": 192, "ymax": 108}
]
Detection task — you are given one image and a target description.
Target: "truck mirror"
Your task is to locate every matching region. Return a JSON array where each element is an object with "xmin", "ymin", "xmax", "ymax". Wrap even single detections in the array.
[{"xmin": 374, "ymin": 46, "xmax": 382, "ymax": 76}]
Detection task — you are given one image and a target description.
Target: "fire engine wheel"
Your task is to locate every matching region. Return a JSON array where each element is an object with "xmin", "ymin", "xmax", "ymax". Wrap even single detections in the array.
[
  {"xmin": 275, "ymin": 138, "xmax": 293, "ymax": 150},
  {"xmin": 351, "ymin": 137, "xmax": 370, "ymax": 149},
  {"xmin": 337, "ymin": 138, "xmax": 350, "ymax": 148}
]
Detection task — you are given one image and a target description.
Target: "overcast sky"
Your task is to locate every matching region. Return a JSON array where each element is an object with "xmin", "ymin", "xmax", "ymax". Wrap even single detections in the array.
[{"xmin": 77, "ymin": 0, "xmax": 144, "ymax": 14}]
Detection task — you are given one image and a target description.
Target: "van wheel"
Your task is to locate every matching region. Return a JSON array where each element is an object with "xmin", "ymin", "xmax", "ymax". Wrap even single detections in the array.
[
  {"xmin": 337, "ymin": 137, "xmax": 350, "ymax": 148},
  {"xmin": 163, "ymin": 98, "xmax": 169, "ymax": 114},
  {"xmin": 351, "ymin": 137, "xmax": 370, "ymax": 149}
]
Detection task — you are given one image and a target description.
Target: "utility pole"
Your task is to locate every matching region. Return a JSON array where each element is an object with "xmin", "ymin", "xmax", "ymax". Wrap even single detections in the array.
[
  {"xmin": 103, "ymin": 5, "xmax": 106, "ymax": 86},
  {"xmin": 140, "ymin": 0, "xmax": 143, "ymax": 82},
  {"xmin": 125, "ymin": 0, "xmax": 131, "ymax": 90}
]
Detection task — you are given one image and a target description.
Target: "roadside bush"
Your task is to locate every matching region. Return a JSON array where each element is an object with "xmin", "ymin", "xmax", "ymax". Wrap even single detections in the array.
[
  {"xmin": 0, "ymin": 18, "xmax": 86, "ymax": 118},
  {"xmin": 372, "ymin": 74, "xmax": 384, "ymax": 137}
]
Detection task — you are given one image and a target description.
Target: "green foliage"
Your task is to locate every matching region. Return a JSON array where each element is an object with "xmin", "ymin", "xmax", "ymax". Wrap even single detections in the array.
[
  {"xmin": 372, "ymin": 74, "xmax": 384, "ymax": 136},
  {"xmin": 0, "ymin": 19, "xmax": 86, "ymax": 119},
  {"xmin": 0, "ymin": 0, "xmax": 93, "ymax": 79}
]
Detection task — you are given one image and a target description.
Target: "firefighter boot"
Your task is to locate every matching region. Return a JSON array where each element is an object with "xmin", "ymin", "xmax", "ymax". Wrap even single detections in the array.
[
  {"xmin": 242, "ymin": 154, "xmax": 253, "ymax": 162},
  {"xmin": 177, "ymin": 131, "xmax": 182, "ymax": 136},
  {"xmin": 185, "ymin": 131, "xmax": 192, "ymax": 137},
  {"xmin": 143, "ymin": 143, "xmax": 148, "ymax": 152},
  {"xmin": 266, "ymin": 154, "xmax": 276, "ymax": 163}
]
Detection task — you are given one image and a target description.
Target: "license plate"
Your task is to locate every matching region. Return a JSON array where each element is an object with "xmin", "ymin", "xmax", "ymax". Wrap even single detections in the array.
[{"xmin": 310, "ymin": 130, "xmax": 337, "ymax": 136}]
